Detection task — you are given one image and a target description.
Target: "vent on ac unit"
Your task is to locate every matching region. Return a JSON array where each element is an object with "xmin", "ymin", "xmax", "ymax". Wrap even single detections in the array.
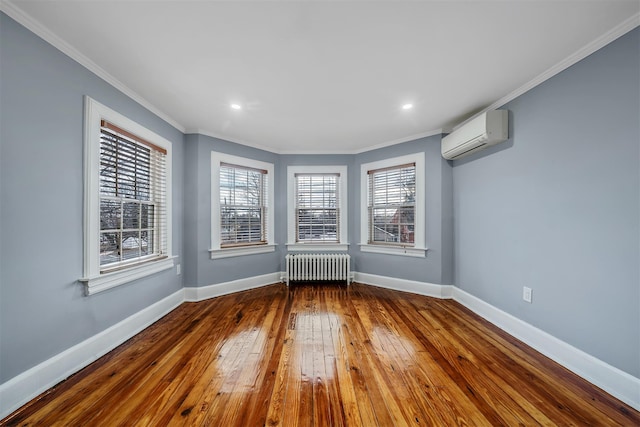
[{"xmin": 441, "ymin": 110, "xmax": 509, "ymax": 160}]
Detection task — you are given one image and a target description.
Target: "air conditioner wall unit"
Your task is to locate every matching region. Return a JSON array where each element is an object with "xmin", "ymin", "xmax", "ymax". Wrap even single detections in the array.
[{"xmin": 441, "ymin": 110, "xmax": 508, "ymax": 160}]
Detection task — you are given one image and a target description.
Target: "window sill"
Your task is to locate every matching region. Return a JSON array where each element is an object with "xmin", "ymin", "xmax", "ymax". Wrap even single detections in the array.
[
  {"xmin": 286, "ymin": 243, "xmax": 349, "ymax": 252},
  {"xmin": 209, "ymin": 244, "xmax": 276, "ymax": 259},
  {"xmin": 359, "ymin": 244, "xmax": 427, "ymax": 258},
  {"xmin": 80, "ymin": 256, "xmax": 176, "ymax": 295}
]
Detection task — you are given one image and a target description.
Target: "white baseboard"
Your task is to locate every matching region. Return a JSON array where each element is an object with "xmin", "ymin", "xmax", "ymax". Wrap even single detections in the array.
[
  {"xmin": 357, "ymin": 272, "xmax": 639, "ymax": 410},
  {"xmin": 2, "ymin": 273, "xmax": 638, "ymax": 419},
  {"xmin": 0, "ymin": 289, "xmax": 185, "ymax": 420},
  {"xmin": 353, "ymin": 271, "xmax": 453, "ymax": 299},
  {"xmin": 184, "ymin": 272, "xmax": 282, "ymax": 302},
  {"xmin": 452, "ymin": 287, "xmax": 640, "ymax": 411}
]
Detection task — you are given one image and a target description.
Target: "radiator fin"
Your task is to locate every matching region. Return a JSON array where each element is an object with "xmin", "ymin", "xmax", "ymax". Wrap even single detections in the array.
[{"xmin": 285, "ymin": 253, "xmax": 351, "ymax": 286}]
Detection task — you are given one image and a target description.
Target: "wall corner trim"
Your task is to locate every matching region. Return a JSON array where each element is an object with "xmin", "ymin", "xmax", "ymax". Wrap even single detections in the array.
[{"xmin": 0, "ymin": 289, "xmax": 185, "ymax": 420}]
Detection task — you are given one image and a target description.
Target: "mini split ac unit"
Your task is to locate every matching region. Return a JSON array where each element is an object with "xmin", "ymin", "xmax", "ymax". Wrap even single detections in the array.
[{"xmin": 441, "ymin": 110, "xmax": 509, "ymax": 160}]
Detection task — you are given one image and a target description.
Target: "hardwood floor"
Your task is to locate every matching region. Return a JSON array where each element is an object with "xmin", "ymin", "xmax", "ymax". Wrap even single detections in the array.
[{"xmin": 3, "ymin": 283, "xmax": 638, "ymax": 426}]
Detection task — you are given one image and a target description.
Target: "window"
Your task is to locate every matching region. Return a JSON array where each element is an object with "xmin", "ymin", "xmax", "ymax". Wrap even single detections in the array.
[
  {"xmin": 81, "ymin": 97, "xmax": 174, "ymax": 295},
  {"xmin": 360, "ymin": 153, "xmax": 426, "ymax": 257},
  {"xmin": 287, "ymin": 166, "xmax": 348, "ymax": 251},
  {"xmin": 295, "ymin": 174, "xmax": 339, "ymax": 243},
  {"xmin": 367, "ymin": 163, "xmax": 415, "ymax": 245},
  {"xmin": 211, "ymin": 152, "xmax": 274, "ymax": 259},
  {"xmin": 220, "ymin": 164, "xmax": 267, "ymax": 246},
  {"xmin": 99, "ymin": 122, "xmax": 167, "ymax": 267}
]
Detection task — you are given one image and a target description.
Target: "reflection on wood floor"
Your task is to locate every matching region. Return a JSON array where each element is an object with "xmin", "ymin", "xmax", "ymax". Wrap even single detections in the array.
[{"xmin": 4, "ymin": 283, "xmax": 639, "ymax": 426}]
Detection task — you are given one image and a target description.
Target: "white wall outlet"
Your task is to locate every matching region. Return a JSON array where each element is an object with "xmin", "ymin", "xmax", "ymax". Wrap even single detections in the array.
[
  {"xmin": 176, "ymin": 264, "xmax": 181, "ymax": 275},
  {"xmin": 523, "ymin": 286, "xmax": 532, "ymax": 303}
]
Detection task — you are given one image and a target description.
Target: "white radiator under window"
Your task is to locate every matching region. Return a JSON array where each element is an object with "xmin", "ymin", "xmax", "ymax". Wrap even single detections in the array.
[{"xmin": 285, "ymin": 253, "xmax": 351, "ymax": 286}]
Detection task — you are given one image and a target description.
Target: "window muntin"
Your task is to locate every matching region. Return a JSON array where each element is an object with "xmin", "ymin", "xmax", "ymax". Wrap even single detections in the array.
[
  {"xmin": 368, "ymin": 163, "xmax": 416, "ymax": 246},
  {"xmin": 295, "ymin": 174, "xmax": 339, "ymax": 243},
  {"xmin": 220, "ymin": 163, "xmax": 267, "ymax": 247},
  {"xmin": 98, "ymin": 122, "xmax": 167, "ymax": 270}
]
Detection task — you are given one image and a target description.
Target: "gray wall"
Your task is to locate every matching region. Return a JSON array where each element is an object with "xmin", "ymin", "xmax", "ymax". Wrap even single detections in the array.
[
  {"xmin": 2, "ymin": 9, "xmax": 637, "ymax": 389},
  {"xmin": 183, "ymin": 133, "xmax": 280, "ymax": 287},
  {"xmin": 277, "ymin": 154, "xmax": 356, "ymax": 271},
  {"xmin": 452, "ymin": 28, "xmax": 639, "ymax": 377},
  {"xmin": 0, "ymin": 13, "xmax": 184, "ymax": 382}
]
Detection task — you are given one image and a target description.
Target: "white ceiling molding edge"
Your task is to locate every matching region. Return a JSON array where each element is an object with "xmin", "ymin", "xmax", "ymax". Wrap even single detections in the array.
[
  {"xmin": 2, "ymin": 2, "xmax": 638, "ymax": 153},
  {"xmin": 454, "ymin": 12, "xmax": 640, "ymax": 132},
  {"xmin": 0, "ymin": 0, "xmax": 186, "ymax": 134}
]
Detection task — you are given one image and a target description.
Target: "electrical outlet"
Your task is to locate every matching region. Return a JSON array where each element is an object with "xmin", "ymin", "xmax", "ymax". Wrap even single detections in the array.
[
  {"xmin": 176, "ymin": 264, "xmax": 181, "ymax": 275},
  {"xmin": 523, "ymin": 286, "xmax": 532, "ymax": 303}
]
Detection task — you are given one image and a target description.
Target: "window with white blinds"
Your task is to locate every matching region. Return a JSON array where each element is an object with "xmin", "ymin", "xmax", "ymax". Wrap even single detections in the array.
[
  {"xmin": 286, "ymin": 165, "xmax": 348, "ymax": 251},
  {"xmin": 360, "ymin": 153, "xmax": 425, "ymax": 257},
  {"xmin": 210, "ymin": 152, "xmax": 274, "ymax": 259},
  {"xmin": 82, "ymin": 97, "xmax": 174, "ymax": 295},
  {"xmin": 295, "ymin": 173, "xmax": 339, "ymax": 243},
  {"xmin": 99, "ymin": 121, "xmax": 168, "ymax": 270},
  {"xmin": 220, "ymin": 163, "xmax": 267, "ymax": 247},
  {"xmin": 367, "ymin": 163, "xmax": 416, "ymax": 245}
]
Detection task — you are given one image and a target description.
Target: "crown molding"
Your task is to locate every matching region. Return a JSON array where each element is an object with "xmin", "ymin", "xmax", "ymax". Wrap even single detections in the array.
[
  {"xmin": 2, "ymin": 3, "xmax": 637, "ymax": 154},
  {"xmin": 456, "ymin": 12, "xmax": 640, "ymax": 131},
  {"xmin": 1, "ymin": 1, "xmax": 186, "ymax": 133},
  {"xmin": 187, "ymin": 128, "xmax": 281, "ymax": 154}
]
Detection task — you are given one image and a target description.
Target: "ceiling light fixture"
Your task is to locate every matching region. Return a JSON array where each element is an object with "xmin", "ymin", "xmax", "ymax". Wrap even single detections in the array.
[
  {"xmin": 402, "ymin": 103, "xmax": 413, "ymax": 110},
  {"xmin": 231, "ymin": 103, "xmax": 242, "ymax": 110}
]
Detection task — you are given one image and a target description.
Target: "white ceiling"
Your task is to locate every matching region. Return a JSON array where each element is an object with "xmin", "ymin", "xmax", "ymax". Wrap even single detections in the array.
[{"xmin": 5, "ymin": 1, "xmax": 639, "ymax": 154}]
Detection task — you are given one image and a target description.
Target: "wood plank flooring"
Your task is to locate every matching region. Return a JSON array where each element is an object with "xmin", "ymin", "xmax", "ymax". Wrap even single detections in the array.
[{"xmin": 3, "ymin": 283, "xmax": 638, "ymax": 426}]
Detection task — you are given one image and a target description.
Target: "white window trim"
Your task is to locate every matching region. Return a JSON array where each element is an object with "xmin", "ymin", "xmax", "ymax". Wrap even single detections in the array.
[
  {"xmin": 287, "ymin": 165, "xmax": 349, "ymax": 252},
  {"xmin": 360, "ymin": 153, "xmax": 427, "ymax": 258},
  {"xmin": 210, "ymin": 152, "xmax": 275, "ymax": 259},
  {"xmin": 80, "ymin": 96, "xmax": 174, "ymax": 295}
]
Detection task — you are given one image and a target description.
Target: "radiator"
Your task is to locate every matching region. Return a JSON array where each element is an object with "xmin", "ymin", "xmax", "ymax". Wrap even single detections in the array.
[{"xmin": 285, "ymin": 253, "xmax": 351, "ymax": 286}]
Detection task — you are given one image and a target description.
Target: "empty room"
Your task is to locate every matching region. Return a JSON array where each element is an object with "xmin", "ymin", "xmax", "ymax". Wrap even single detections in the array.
[{"xmin": 1, "ymin": 1, "xmax": 639, "ymax": 425}]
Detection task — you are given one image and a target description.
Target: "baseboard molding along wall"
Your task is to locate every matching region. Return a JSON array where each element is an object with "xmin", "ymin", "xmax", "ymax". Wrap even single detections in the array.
[
  {"xmin": 353, "ymin": 272, "xmax": 453, "ymax": 299},
  {"xmin": 0, "ymin": 289, "xmax": 184, "ymax": 420},
  {"xmin": 183, "ymin": 272, "xmax": 282, "ymax": 302},
  {"xmin": 354, "ymin": 271, "xmax": 639, "ymax": 411},
  {"xmin": 1, "ymin": 272, "xmax": 638, "ymax": 419},
  {"xmin": 451, "ymin": 286, "xmax": 640, "ymax": 412}
]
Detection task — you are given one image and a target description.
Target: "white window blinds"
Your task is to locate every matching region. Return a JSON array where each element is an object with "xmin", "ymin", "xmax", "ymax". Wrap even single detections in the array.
[
  {"xmin": 295, "ymin": 173, "xmax": 339, "ymax": 243},
  {"xmin": 367, "ymin": 163, "xmax": 416, "ymax": 245},
  {"xmin": 220, "ymin": 163, "xmax": 267, "ymax": 246},
  {"xmin": 99, "ymin": 120, "xmax": 168, "ymax": 270}
]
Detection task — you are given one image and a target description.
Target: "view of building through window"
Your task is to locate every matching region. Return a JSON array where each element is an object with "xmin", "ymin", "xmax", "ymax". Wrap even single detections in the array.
[{"xmin": 368, "ymin": 163, "xmax": 416, "ymax": 245}]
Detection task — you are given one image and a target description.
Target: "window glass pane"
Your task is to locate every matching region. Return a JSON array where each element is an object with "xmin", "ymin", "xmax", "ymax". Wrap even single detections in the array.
[
  {"xmin": 100, "ymin": 232, "xmax": 120, "ymax": 265},
  {"xmin": 122, "ymin": 202, "xmax": 140, "ymax": 229},
  {"xmin": 100, "ymin": 199, "xmax": 120, "ymax": 230},
  {"xmin": 121, "ymin": 231, "xmax": 141, "ymax": 261},
  {"xmin": 140, "ymin": 230, "xmax": 153, "ymax": 256},
  {"xmin": 141, "ymin": 203, "xmax": 154, "ymax": 229}
]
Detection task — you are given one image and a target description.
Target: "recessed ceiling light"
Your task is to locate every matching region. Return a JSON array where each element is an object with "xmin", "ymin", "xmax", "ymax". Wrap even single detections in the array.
[
  {"xmin": 402, "ymin": 103, "xmax": 413, "ymax": 110},
  {"xmin": 231, "ymin": 103, "xmax": 242, "ymax": 110}
]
